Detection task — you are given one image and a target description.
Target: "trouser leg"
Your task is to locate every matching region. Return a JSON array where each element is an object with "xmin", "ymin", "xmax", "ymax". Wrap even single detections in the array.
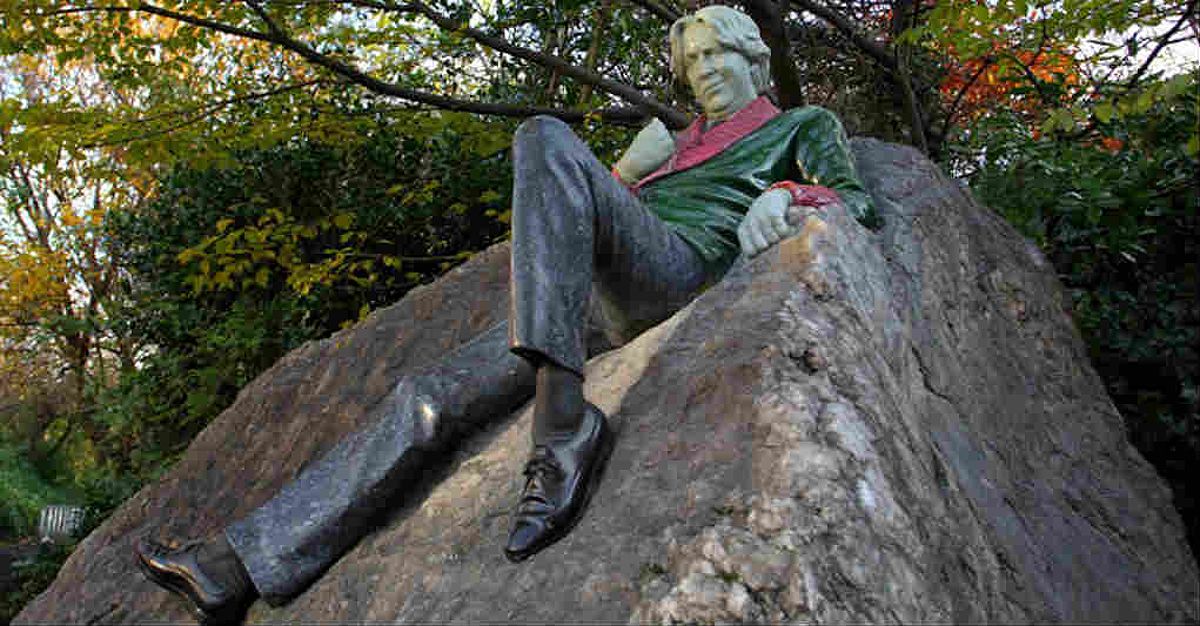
[
  {"xmin": 224, "ymin": 116, "xmax": 712, "ymax": 599},
  {"xmin": 509, "ymin": 115, "xmax": 710, "ymax": 378},
  {"xmin": 224, "ymin": 322, "xmax": 533, "ymax": 602}
]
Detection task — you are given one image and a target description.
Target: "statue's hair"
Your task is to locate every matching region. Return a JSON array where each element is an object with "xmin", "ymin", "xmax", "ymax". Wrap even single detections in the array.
[{"xmin": 668, "ymin": 6, "xmax": 772, "ymax": 95}]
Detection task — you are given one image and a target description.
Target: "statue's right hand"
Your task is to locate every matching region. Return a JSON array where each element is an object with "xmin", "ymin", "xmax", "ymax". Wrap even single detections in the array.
[{"xmin": 613, "ymin": 118, "xmax": 675, "ymax": 184}]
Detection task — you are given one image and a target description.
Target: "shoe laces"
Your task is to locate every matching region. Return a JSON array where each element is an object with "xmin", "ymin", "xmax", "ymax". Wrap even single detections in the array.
[
  {"xmin": 519, "ymin": 446, "xmax": 565, "ymax": 508},
  {"xmin": 523, "ymin": 446, "xmax": 563, "ymax": 481}
]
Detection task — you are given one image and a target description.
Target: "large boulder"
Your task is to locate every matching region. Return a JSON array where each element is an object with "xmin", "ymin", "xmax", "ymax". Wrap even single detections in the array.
[{"xmin": 16, "ymin": 139, "xmax": 1198, "ymax": 624}]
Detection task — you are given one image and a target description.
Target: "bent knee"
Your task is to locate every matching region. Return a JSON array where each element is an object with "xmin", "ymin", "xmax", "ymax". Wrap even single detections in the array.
[{"xmin": 514, "ymin": 115, "xmax": 582, "ymax": 152}]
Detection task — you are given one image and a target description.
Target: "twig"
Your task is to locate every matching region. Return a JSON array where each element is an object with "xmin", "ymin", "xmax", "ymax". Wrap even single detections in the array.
[
  {"xmin": 790, "ymin": 0, "xmax": 898, "ymax": 72},
  {"xmin": 35, "ymin": 3, "xmax": 686, "ymax": 126},
  {"xmin": 1123, "ymin": 0, "xmax": 1198, "ymax": 88},
  {"xmin": 341, "ymin": 0, "xmax": 688, "ymax": 125},
  {"xmin": 623, "ymin": 0, "xmax": 681, "ymax": 23},
  {"xmin": 942, "ymin": 55, "xmax": 995, "ymax": 133}
]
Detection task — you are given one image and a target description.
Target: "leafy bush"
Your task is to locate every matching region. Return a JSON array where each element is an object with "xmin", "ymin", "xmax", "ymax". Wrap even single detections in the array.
[
  {"xmin": 959, "ymin": 71, "xmax": 1198, "ymax": 556},
  {"xmin": 0, "ymin": 441, "xmax": 73, "ymax": 541},
  {"xmin": 0, "ymin": 543, "xmax": 73, "ymax": 625},
  {"xmin": 100, "ymin": 114, "xmax": 514, "ymax": 480}
]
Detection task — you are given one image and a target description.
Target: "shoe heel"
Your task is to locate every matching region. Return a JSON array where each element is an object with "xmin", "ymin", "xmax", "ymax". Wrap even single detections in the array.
[{"xmin": 573, "ymin": 407, "xmax": 616, "ymax": 525}]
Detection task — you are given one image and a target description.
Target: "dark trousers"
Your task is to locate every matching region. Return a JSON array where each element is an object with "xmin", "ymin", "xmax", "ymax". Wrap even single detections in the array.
[{"xmin": 225, "ymin": 116, "xmax": 712, "ymax": 601}]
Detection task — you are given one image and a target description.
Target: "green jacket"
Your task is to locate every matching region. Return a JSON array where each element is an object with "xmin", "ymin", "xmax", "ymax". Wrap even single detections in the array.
[{"xmin": 638, "ymin": 106, "xmax": 878, "ymax": 275}]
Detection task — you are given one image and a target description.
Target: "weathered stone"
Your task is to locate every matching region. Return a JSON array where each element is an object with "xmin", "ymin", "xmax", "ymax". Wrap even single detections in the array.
[{"xmin": 16, "ymin": 139, "xmax": 1198, "ymax": 624}]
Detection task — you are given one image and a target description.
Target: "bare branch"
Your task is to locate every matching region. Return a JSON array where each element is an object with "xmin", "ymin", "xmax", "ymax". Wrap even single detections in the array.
[
  {"xmin": 790, "ymin": 0, "xmax": 898, "ymax": 72},
  {"xmin": 76, "ymin": 80, "xmax": 328, "ymax": 148},
  {"xmin": 341, "ymin": 0, "xmax": 688, "ymax": 126},
  {"xmin": 792, "ymin": 0, "xmax": 928, "ymax": 151},
  {"xmin": 1124, "ymin": 0, "xmax": 1198, "ymax": 88},
  {"xmin": 941, "ymin": 55, "xmax": 994, "ymax": 133},
  {"xmin": 579, "ymin": 0, "xmax": 615, "ymax": 105},
  {"xmin": 31, "ymin": 3, "xmax": 686, "ymax": 127},
  {"xmin": 1003, "ymin": 28, "xmax": 1055, "ymax": 108},
  {"xmin": 742, "ymin": 0, "xmax": 805, "ymax": 108},
  {"xmin": 131, "ymin": 79, "xmax": 326, "ymax": 125},
  {"xmin": 623, "ymin": 0, "xmax": 681, "ymax": 23}
]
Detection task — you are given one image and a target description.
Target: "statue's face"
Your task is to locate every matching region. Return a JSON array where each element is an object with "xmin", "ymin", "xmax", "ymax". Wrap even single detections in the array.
[{"xmin": 682, "ymin": 22, "xmax": 758, "ymax": 122}]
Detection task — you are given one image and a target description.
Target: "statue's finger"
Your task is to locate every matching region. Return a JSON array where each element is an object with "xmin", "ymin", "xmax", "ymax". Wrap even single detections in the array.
[
  {"xmin": 770, "ymin": 211, "xmax": 790, "ymax": 239},
  {"xmin": 749, "ymin": 223, "xmax": 769, "ymax": 253},
  {"xmin": 737, "ymin": 225, "xmax": 751, "ymax": 256}
]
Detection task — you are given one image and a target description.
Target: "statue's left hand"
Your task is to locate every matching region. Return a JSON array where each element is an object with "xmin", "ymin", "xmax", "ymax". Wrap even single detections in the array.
[
  {"xmin": 737, "ymin": 188, "xmax": 794, "ymax": 257},
  {"xmin": 613, "ymin": 118, "xmax": 675, "ymax": 184}
]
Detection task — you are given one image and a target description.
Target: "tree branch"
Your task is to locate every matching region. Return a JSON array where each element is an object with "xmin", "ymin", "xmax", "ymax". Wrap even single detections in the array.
[
  {"xmin": 742, "ymin": 0, "xmax": 805, "ymax": 108},
  {"xmin": 623, "ymin": 0, "xmax": 681, "ymax": 23},
  {"xmin": 77, "ymin": 79, "xmax": 327, "ymax": 148},
  {"xmin": 340, "ymin": 0, "xmax": 688, "ymax": 126},
  {"xmin": 131, "ymin": 79, "xmax": 326, "ymax": 125},
  {"xmin": 790, "ymin": 0, "xmax": 898, "ymax": 72},
  {"xmin": 941, "ymin": 55, "xmax": 994, "ymax": 134},
  {"xmin": 1003, "ymin": 37, "xmax": 1055, "ymax": 108},
  {"xmin": 578, "ymin": 0, "xmax": 615, "ymax": 105},
  {"xmin": 1123, "ymin": 0, "xmax": 1198, "ymax": 88},
  {"xmin": 42, "ymin": 3, "xmax": 686, "ymax": 127},
  {"xmin": 792, "ymin": 0, "xmax": 929, "ymax": 151}
]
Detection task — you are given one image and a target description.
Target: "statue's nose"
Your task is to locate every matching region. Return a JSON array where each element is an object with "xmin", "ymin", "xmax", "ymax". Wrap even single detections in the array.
[{"xmin": 694, "ymin": 59, "xmax": 719, "ymax": 81}]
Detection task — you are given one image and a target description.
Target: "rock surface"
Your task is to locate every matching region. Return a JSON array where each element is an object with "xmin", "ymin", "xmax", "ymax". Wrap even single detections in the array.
[{"xmin": 16, "ymin": 139, "xmax": 1198, "ymax": 624}]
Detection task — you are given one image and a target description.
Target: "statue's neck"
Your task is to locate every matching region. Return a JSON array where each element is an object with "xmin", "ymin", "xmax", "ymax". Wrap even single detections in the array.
[{"xmin": 700, "ymin": 95, "xmax": 763, "ymax": 132}]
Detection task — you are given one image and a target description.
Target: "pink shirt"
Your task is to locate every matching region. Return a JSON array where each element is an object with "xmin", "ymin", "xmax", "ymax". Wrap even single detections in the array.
[{"xmin": 634, "ymin": 95, "xmax": 783, "ymax": 192}]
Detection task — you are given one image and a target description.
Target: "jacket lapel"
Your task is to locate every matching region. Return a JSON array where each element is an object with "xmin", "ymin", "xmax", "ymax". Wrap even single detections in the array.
[{"xmin": 634, "ymin": 96, "xmax": 782, "ymax": 192}]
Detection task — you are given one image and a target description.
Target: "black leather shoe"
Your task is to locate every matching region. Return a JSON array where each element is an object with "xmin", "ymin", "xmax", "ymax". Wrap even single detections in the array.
[
  {"xmin": 504, "ymin": 403, "xmax": 614, "ymax": 562},
  {"xmin": 135, "ymin": 538, "xmax": 255, "ymax": 625}
]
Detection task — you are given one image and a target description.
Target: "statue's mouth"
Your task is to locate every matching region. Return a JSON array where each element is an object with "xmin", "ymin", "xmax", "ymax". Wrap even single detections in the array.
[{"xmin": 697, "ymin": 81, "xmax": 724, "ymax": 99}]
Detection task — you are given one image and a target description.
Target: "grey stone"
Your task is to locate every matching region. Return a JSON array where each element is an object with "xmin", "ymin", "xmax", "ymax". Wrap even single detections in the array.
[{"xmin": 15, "ymin": 139, "xmax": 1197, "ymax": 624}]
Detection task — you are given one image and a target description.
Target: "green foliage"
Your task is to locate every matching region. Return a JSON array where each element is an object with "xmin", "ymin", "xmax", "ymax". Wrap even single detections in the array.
[
  {"xmin": 0, "ymin": 440, "xmax": 71, "ymax": 540},
  {"xmin": 0, "ymin": 543, "xmax": 72, "ymax": 625},
  {"xmin": 960, "ymin": 71, "xmax": 1199, "ymax": 552},
  {"xmin": 100, "ymin": 112, "xmax": 512, "ymax": 479}
]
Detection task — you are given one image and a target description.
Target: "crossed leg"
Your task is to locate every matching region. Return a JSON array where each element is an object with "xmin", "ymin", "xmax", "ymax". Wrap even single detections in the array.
[{"xmin": 137, "ymin": 115, "xmax": 715, "ymax": 617}]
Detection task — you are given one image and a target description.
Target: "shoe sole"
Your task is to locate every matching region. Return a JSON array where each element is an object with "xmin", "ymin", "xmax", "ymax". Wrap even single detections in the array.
[{"xmin": 505, "ymin": 406, "xmax": 616, "ymax": 562}]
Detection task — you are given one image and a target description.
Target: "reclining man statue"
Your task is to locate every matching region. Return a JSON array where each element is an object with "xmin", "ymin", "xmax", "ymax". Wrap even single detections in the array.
[{"xmin": 135, "ymin": 5, "xmax": 877, "ymax": 624}]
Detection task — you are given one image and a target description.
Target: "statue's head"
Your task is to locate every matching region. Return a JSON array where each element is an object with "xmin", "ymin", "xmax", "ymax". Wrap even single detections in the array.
[{"xmin": 669, "ymin": 6, "xmax": 771, "ymax": 121}]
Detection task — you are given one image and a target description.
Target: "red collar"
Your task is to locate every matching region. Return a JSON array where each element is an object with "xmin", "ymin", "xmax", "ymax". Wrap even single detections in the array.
[{"xmin": 634, "ymin": 95, "xmax": 782, "ymax": 191}]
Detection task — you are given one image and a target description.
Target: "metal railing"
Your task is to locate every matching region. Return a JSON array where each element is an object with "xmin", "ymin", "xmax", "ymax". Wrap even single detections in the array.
[{"xmin": 37, "ymin": 505, "xmax": 85, "ymax": 544}]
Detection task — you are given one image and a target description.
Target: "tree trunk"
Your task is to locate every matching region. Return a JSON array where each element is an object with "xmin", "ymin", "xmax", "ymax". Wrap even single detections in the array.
[{"xmin": 742, "ymin": 0, "xmax": 806, "ymax": 108}]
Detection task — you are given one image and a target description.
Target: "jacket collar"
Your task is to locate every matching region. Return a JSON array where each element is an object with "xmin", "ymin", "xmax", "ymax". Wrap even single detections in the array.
[{"xmin": 634, "ymin": 95, "xmax": 782, "ymax": 191}]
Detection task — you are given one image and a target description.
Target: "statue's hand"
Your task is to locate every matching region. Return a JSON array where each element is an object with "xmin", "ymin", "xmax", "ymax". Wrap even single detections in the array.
[
  {"xmin": 738, "ymin": 188, "xmax": 794, "ymax": 257},
  {"xmin": 613, "ymin": 118, "xmax": 674, "ymax": 184}
]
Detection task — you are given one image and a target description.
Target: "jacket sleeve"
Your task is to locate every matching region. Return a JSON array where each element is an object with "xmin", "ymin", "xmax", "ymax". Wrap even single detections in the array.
[{"xmin": 792, "ymin": 107, "xmax": 881, "ymax": 228}]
